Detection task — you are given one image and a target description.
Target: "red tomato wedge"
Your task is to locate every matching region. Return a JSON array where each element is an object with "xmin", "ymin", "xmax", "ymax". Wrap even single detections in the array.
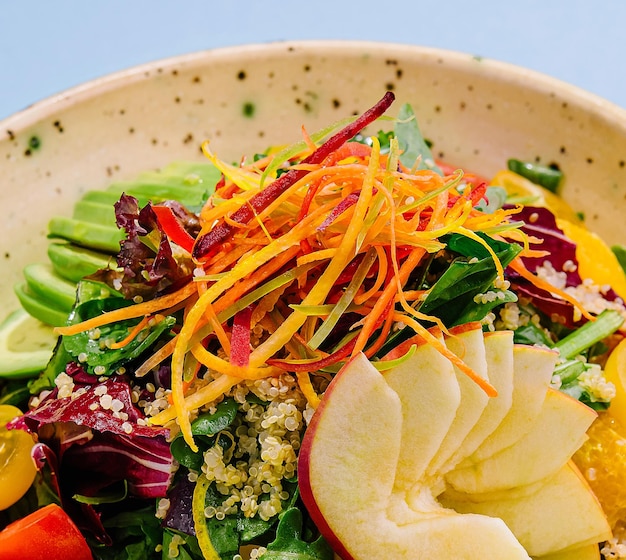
[{"xmin": 0, "ymin": 504, "xmax": 92, "ymax": 560}]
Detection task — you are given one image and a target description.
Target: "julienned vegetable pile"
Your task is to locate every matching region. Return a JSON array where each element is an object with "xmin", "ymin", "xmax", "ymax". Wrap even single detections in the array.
[{"xmin": 2, "ymin": 91, "xmax": 626, "ymax": 559}]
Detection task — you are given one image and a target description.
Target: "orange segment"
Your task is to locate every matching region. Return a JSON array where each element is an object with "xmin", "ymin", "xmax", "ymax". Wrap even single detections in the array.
[
  {"xmin": 604, "ymin": 338, "xmax": 626, "ymax": 428},
  {"xmin": 557, "ymin": 218, "xmax": 626, "ymax": 301},
  {"xmin": 573, "ymin": 413, "xmax": 626, "ymax": 530}
]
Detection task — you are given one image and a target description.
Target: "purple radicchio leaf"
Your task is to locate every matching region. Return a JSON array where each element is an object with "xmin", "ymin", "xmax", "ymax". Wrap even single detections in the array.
[
  {"xmin": 506, "ymin": 206, "xmax": 619, "ymax": 326},
  {"xmin": 10, "ymin": 378, "xmax": 173, "ymax": 499}
]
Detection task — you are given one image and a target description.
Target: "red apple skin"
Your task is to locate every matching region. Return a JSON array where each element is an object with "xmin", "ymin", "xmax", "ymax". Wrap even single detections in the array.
[{"xmin": 298, "ymin": 356, "xmax": 360, "ymax": 560}]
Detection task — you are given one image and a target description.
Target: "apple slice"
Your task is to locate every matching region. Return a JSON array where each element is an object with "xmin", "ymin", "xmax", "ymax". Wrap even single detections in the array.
[
  {"xmin": 445, "ymin": 388, "xmax": 597, "ymax": 493},
  {"xmin": 459, "ymin": 344, "xmax": 556, "ymax": 466},
  {"xmin": 299, "ymin": 352, "xmax": 531, "ymax": 560},
  {"xmin": 424, "ymin": 323, "xmax": 490, "ymax": 477},
  {"xmin": 299, "ymin": 352, "xmax": 403, "ymax": 560},
  {"xmin": 440, "ymin": 330, "xmax": 516, "ymax": 471},
  {"xmin": 442, "ymin": 462, "xmax": 611, "ymax": 557},
  {"xmin": 383, "ymin": 331, "xmax": 461, "ymax": 489}
]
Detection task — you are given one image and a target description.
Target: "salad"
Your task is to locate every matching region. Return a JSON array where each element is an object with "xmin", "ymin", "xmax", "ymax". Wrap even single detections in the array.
[{"xmin": 1, "ymin": 91, "xmax": 626, "ymax": 559}]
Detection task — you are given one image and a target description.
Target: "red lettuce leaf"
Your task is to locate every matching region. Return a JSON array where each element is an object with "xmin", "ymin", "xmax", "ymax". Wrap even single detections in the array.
[{"xmin": 90, "ymin": 193, "xmax": 193, "ymax": 300}]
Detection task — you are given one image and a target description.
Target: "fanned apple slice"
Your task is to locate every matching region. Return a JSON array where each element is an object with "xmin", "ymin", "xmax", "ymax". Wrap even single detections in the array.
[
  {"xmin": 299, "ymin": 352, "xmax": 531, "ymax": 560},
  {"xmin": 383, "ymin": 331, "xmax": 461, "ymax": 489},
  {"xmin": 441, "ymin": 330, "xmax": 516, "ymax": 472},
  {"xmin": 446, "ymin": 387, "xmax": 596, "ymax": 493},
  {"xmin": 442, "ymin": 462, "xmax": 611, "ymax": 557},
  {"xmin": 424, "ymin": 323, "xmax": 490, "ymax": 477},
  {"xmin": 459, "ymin": 344, "xmax": 556, "ymax": 466},
  {"xmin": 299, "ymin": 353, "xmax": 404, "ymax": 560}
]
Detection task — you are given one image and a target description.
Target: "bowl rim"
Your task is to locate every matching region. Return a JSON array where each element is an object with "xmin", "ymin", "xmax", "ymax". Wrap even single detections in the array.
[{"xmin": 3, "ymin": 39, "xmax": 626, "ymax": 134}]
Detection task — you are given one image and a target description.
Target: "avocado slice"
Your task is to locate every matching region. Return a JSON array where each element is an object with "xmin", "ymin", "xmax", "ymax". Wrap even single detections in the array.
[
  {"xmin": 23, "ymin": 263, "xmax": 77, "ymax": 311},
  {"xmin": 14, "ymin": 283, "xmax": 70, "ymax": 327},
  {"xmin": 48, "ymin": 216, "xmax": 124, "ymax": 253},
  {"xmin": 0, "ymin": 309, "xmax": 57, "ymax": 378},
  {"xmin": 48, "ymin": 242, "xmax": 115, "ymax": 283}
]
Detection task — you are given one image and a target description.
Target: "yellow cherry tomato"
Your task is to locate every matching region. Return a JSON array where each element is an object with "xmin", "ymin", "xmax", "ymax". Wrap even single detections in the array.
[
  {"xmin": 604, "ymin": 338, "xmax": 626, "ymax": 429},
  {"xmin": 0, "ymin": 404, "xmax": 37, "ymax": 510},
  {"xmin": 490, "ymin": 169, "xmax": 583, "ymax": 225},
  {"xmin": 556, "ymin": 218, "xmax": 626, "ymax": 301}
]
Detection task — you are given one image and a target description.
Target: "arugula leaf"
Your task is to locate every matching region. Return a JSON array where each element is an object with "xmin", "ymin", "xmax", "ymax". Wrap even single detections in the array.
[
  {"xmin": 260, "ymin": 508, "xmax": 333, "ymax": 560},
  {"xmin": 394, "ymin": 103, "xmax": 442, "ymax": 173}
]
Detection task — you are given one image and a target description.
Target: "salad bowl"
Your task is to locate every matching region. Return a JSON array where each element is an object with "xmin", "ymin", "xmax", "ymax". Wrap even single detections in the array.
[
  {"xmin": 2, "ymin": 40, "xmax": 626, "ymax": 560},
  {"xmin": 3, "ymin": 40, "xmax": 626, "ymax": 311}
]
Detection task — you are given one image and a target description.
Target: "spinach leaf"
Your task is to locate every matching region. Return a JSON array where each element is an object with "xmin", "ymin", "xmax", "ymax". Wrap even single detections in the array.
[
  {"xmin": 419, "ymin": 233, "xmax": 522, "ymax": 326},
  {"xmin": 261, "ymin": 508, "xmax": 333, "ymax": 560},
  {"xmin": 62, "ymin": 315, "xmax": 175, "ymax": 375}
]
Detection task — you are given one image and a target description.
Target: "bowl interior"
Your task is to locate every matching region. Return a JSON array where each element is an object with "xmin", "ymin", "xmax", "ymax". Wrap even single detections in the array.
[{"xmin": 3, "ymin": 40, "xmax": 626, "ymax": 316}]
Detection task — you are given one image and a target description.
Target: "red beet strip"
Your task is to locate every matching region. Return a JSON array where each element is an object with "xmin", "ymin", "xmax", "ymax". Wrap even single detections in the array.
[{"xmin": 192, "ymin": 91, "xmax": 396, "ymax": 261}]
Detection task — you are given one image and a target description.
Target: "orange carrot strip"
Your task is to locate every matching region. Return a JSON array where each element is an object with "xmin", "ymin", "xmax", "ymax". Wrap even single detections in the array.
[
  {"xmin": 351, "ymin": 248, "xmax": 426, "ymax": 356},
  {"xmin": 509, "ymin": 257, "xmax": 595, "ymax": 321},
  {"xmin": 354, "ymin": 245, "xmax": 388, "ymax": 304},
  {"xmin": 364, "ymin": 305, "xmax": 395, "ymax": 358},
  {"xmin": 203, "ymin": 301, "xmax": 231, "ymax": 355},
  {"xmin": 393, "ymin": 313, "xmax": 497, "ymax": 397},
  {"xmin": 55, "ymin": 282, "xmax": 197, "ymax": 336},
  {"xmin": 135, "ymin": 336, "xmax": 178, "ymax": 377},
  {"xmin": 107, "ymin": 316, "xmax": 152, "ymax": 350}
]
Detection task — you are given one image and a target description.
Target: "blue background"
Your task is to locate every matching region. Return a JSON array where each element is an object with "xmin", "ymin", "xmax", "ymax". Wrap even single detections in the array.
[{"xmin": 1, "ymin": 1, "xmax": 624, "ymax": 120}]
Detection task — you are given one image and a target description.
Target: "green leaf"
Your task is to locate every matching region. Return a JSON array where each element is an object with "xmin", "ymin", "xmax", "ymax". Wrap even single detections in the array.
[
  {"xmin": 507, "ymin": 159, "xmax": 563, "ymax": 193},
  {"xmin": 512, "ymin": 323, "xmax": 553, "ymax": 347},
  {"xmin": 419, "ymin": 234, "xmax": 522, "ymax": 326},
  {"xmin": 191, "ymin": 398, "xmax": 238, "ymax": 436},
  {"xmin": 261, "ymin": 507, "xmax": 334, "ymax": 560},
  {"xmin": 394, "ymin": 103, "xmax": 441, "ymax": 173}
]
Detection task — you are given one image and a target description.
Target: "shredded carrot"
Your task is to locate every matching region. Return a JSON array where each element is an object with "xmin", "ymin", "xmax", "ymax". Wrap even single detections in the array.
[
  {"xmin": 392, "ymin": 313, "xmax": 497, "ymax": 397},
  {"xmin": 296, "ymin": 371, "xmax": 322, "ymax": 408},
  {"xmin": 55, "ymin": 282, "xmax": 198, "ymax": 336},
  {"xmin": 351, "ymin": 247, "xmax": 426, "ymax": 356},
  {"xmin": 108, "ymin": 315, "xmax": 152, "ymax": 349},
  {"xmin": 509, "ymin": 257, "xmax": 595, "ymax": 322}
]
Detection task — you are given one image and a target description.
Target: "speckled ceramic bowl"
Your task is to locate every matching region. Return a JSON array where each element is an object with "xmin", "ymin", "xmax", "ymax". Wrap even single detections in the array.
[{"xmin": 3, "ymin": 40, "xmax": 626, "ymax": 316}]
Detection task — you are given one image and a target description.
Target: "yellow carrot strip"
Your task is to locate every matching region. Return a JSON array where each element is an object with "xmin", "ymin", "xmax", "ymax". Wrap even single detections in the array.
[
  {"xmin": 150, "ymin": 374, "xmax": 239, "ymax": 426},
  {"xmin": 107, "ymin": 315, "xmax": 152, "ymax": 349},
  {"xmin": 296, "ymin": 371, "xmax": 321, "ymax": 408},
  {"xmin": 190, "ymin": 344, "xmax": 280, "ymax": 379},
  {"xmin": 248, "ymin": 138, "xmax": 381, "ymax": 367},
  {"xmin": 456, "ymin": 226, "xmax": 505, "ymax": 280},
  {"xmin": 55, "ymin": 282, "xmax": 198, "ymax": 336},
  {"xmin": 296, "ymin": 248, "xmax": 337, "ymax": 266},
  {"xmin": 509, "ymin": 257, "xmax": 595, "ymax": 321},
  {"xmin": 393, "ymin": 313, "xmax": 498, "ymax": 397}
]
